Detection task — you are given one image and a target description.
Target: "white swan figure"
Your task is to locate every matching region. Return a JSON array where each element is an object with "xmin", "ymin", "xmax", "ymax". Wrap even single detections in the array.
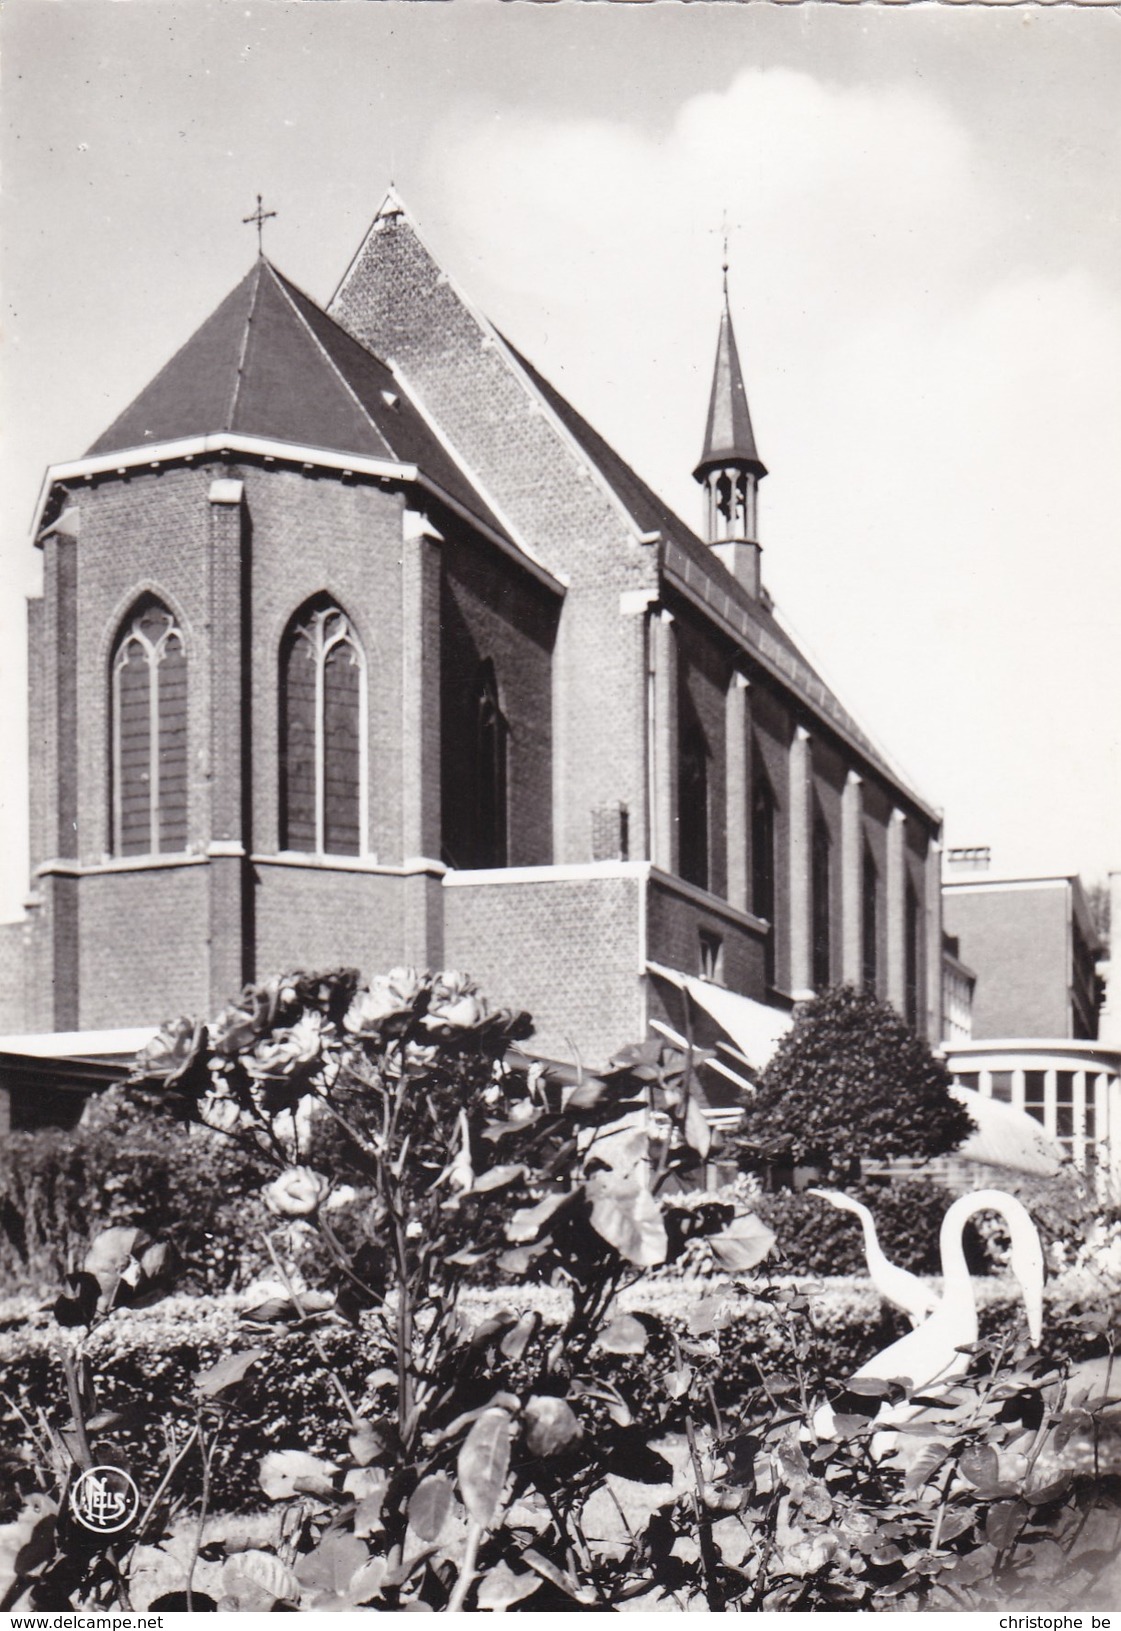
[
  {"xmin": 814, "ymin": 1188, "xmax": 1044, "ymax": 1440},
  {"xmin": 808, "ymin": 1188, "xmax": 939, "ymax": 1327}
]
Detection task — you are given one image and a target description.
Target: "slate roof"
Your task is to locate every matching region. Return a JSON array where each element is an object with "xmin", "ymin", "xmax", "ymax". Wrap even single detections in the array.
[
  {"xmin": 695, "ymin": 293, "xmax": 766, "ymax": 479},
  {"xmin": 505, "ymin": 338, "xmax": 918, "ymax": 801},
  {"xmin": 87, "ymin": 258, "xmax": 509, "ymax": 541}
]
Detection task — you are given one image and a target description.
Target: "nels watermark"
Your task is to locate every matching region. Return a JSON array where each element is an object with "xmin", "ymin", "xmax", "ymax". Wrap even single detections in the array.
[{"xmin": 67, "ymin": 1467, "xmax": 140, "ymax": 1536}]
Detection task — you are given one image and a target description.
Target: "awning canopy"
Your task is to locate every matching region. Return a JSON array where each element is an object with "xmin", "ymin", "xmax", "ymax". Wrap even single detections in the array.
[
  {"xmin": 949, "ymin": 1084, "xmax": 1065, "ymax": 1177},
  {"xmin": 647, "ymin": 962, "xmax": 793, "ymax": 1076}
]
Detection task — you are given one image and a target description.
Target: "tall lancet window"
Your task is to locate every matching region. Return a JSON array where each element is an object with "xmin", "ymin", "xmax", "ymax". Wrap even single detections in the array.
[
  {"xmin": 475, "ymin": 659, "xmax": 508, "ymax": 868},
  {"xmin": 678, "ymin": 720, "xmax": 710, "ymax": 891},
  {"xmin": 111, "ymin": 598, "xmax": 188, "ymax": 856},
  {"xmin": 862, "ymin": 842, "xmax": 879, "ymax": 994},
  {"xmin": 812, "ymin": 811, "xmax": 832, "ymax": 991},
  {"xmin": 280, "ymin": 600, "xmax": 366, "ymax": 855},
  {"xmin": 905, "ymin": 877, "xmax": 920, "ymax": 1028},
  {"xmin": 752, "ymin": 770, "xmax": 776, "ymax": 987}
]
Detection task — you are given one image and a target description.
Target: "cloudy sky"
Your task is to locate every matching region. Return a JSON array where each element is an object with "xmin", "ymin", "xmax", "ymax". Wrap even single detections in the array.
[{"xmin": 1, "ymin": 1, "xmax": 1118, "ymax": 924}]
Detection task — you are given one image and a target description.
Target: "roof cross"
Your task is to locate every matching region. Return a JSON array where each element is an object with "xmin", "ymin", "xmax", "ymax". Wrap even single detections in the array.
[{"xmin": 242, "ymin": 193, "xmax": 277, "ymax": 254}]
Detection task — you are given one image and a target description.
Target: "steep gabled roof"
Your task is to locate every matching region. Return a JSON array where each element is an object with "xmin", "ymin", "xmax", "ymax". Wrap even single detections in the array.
[
  {"xmin": 694, "ymin": 290, "xmax": 766, "ymax": 481},
  {"xmin": 506, "ymin": 337, "xmax": 926, "ymax": 807},
  {"xmin": 86, "ymin": 258, "xmax": 508, "ymax": 542}
]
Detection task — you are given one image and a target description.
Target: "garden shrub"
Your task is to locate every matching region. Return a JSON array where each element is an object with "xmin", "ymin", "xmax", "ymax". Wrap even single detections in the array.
[
  {"xmin": 737, "ymin": 984, "xmax": 972, "ymax": 1176},
  {"xmin": 754, "ymin": 1177, "xmax": 999, "ymax": 1278},
  {"xmin": 3, "ymin": 969, "xmax": 1116, "ymax": 1613},
  {"xmin": 0, "ymin": 1089, "xmax": 273, "ymax": 1297}
]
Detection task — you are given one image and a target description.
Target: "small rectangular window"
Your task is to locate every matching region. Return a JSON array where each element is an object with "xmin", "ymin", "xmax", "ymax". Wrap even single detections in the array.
[
  {"xmin": 989, "ymin": 1070, "xmax": 1013, "ymax": 1103},
  {"xmin": 1085, "ymin": 1081, "xmax": 1097, "ymax": 1142},
  {"xmin": 954, "ymin": 1071, "xmax": 979, "ymax": 1095},
  {"xmin": 699, "ymin": 929, "xmax": 724, "ymax": 983},
  {"xmin": 1024, "ymin": 1070, "xmax": 1046, "ymax": 1126},
  {"xmin": 1056, "ymin": 1071, "xmax": 1074, "ymax": 1139}
]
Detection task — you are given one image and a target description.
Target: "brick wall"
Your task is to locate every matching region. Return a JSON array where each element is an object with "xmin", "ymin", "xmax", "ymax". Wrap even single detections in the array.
[
  {"xmin": 253, "ymin": 862, "xmax": 409, "ymax": 989},
  {"xmin": 0, "ymin": 920, "xmax": 27, "ymax": 1032},
  {"xmin": 944, "ymin": 885, "xmax": 1072, "ymax": 1039},
  {"xmin": 76, "ymin": 863, "xmax": 209, "ymax": 1029},
  {"xmin": 647, "ymin": 874, "xmax": 768, "ymax": 1000},
  {"xmin": 444, "ymin": 872, "xmax": 644, "ymax": 1066}
]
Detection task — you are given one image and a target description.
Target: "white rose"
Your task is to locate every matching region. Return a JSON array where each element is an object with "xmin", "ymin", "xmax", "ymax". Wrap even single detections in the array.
[{"xmin": 263, "ymin": 1167, "xmax": 330, "ymax": 1218}]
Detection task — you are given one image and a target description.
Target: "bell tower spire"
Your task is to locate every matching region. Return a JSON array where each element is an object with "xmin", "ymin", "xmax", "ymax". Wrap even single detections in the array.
[{"xmin": 693, "ymin": 255, "xmax": 767, "ymax": 597}]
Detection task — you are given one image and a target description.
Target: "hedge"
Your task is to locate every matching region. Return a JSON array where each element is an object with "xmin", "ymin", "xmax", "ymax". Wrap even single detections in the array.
[{"xmin": 2, "ymin": 1273, "xmax": 1110, "ymax": 1518}]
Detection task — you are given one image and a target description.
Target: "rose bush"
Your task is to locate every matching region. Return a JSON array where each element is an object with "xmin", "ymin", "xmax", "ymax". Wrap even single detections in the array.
[{"xmin": 2, "ymin": 968, "xmax": 1117, "ymax": 1612}]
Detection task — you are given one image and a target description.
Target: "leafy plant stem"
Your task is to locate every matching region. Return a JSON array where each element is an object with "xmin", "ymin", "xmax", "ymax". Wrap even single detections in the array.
[
  {"xmin": 59, "ymin": 1342, "xmax": 93, "ymax": 1471},
  {"xmin": 445, "ymin": 1517, "xmax": 484, "ymax": 1612},
  {"xmin": 124, "ymin": 1423, "xmax": 202, "ymax": 1576},
  {"xmin": 264, "ymin": 1230, "xmax": 361, "ymax": 1425},
  {"xmin": 185, "ymin": 1414, "xmax": 219, "ymax": 1613}
]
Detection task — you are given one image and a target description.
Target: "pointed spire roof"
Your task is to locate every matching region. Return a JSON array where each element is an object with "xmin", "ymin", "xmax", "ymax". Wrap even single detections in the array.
[{"xmin": 693, "ymin": 282, "xmax": 766, "ymax": 483}]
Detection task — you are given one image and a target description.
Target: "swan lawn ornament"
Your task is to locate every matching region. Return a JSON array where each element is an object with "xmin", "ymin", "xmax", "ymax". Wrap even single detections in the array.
[
  {"xmin": 807, "ymin": 1188, "xmax": 939, "ymax": 1327},
  {"xmin": 814, "ymin": 1188, "xmax": 1044, "ymax": 1442}
]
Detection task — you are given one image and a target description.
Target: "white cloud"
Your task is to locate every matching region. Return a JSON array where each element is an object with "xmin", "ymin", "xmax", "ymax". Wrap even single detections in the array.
[{"xmin": 422, "ymin": 69, "xmax": 1121, "ymax": 881}]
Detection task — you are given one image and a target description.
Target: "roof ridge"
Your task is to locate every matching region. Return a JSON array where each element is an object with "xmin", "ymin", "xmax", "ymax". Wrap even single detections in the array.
[
  {"xmin": 227, "ymin": 258, "xmax": 264, "ymax": 431},
  {"xmin": 266, "ymin": 263, "xmax": 398, "ymax": 459}
]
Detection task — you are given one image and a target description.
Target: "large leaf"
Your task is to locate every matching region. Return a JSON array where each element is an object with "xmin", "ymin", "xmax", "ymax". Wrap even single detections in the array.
[
  {"xmin": 458, "ymin": 1408, "xmax": 511, "ymax": 1528},
  {"xmin": 296, "ymin": 1534, "xmax": 371, "ymax": 1598},
  {"xmin": 682, "ymin": 1096, "xmax": 712, "ymax": 1158},
  {"xmin": 476, "ymin": 1560, "xmax": 540, "ymax": 1611},
  {"xmin": 587, "ymin": 1176, "xmax": 668, "ymax": 1266},
  {"xmin": 221, "ymin": 1550, "xmax": 299, "ymax": 1609},
  {"xmin": 408, "ymin": 1473, "xmax": 454, "ymax": 1542},
  {"xmin": 902, "ymin": 1439, "xmax": 953, "ymax": 1490},
  {"xmin": 259, "ymin": 1449, "xmax": 336, "ymax": 1501},
  {"xmin": 708, "ymin": 1213, "xmax": 775, "ymax": 1273},
  {"xmin": 507, "ymin": 1191, "xmax": 571, "ymax": 1244},
  {"xmin": 594, "ymin": 1314, "xmax": 648, "ymax": 1355},
  {"xmin": 985, "ymin": 1499, "xmax": 1027, "ymax": 1552},
  {"xmin": 958, "ymin": 1444, "xmax": 1000, "ymax": 1489},
  {"xmin": 471, "ymin": 1163, "xmax": 527, "ymax": 1194},
  {"xmin": 195, "ymin": 1348, "xmax": 267, "ymax": 1399}
]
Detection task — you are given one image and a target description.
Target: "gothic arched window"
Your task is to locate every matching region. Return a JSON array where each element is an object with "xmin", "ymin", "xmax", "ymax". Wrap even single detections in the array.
[
  {"xmin": 862, "ymin": 842, "xmax": 879, "ymax": 994},
  {"xmin": 111, "ymin": 598, "xmax": 188, "ymax": 856},
  {"xmin": 475, "ymin": 659, "xmax": 508, "ymax": 868},
  {"xmin": 280, "ymin": 601, "xmax": 366, "ymax": 855},
  {"xmin": 679, "ymin": 721, "xmax": 710, "ymax": 891},
  {"xmin": 752, "ymin": 771, "xmax": 776, "ymax": 986},
  {"xmin": 812, "ymin": 811, "xmax": 832, "ymax": 991}
]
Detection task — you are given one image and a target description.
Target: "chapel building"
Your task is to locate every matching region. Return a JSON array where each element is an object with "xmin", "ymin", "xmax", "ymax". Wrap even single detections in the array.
[{"xmin": 4, "ymin": 193, "xmax": 945, "ymax": 1070}]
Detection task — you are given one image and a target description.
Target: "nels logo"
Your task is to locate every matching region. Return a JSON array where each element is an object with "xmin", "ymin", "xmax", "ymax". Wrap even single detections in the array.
[{"xmin": 69, "ymin": 1465, "xmax": 141, "ymax": 1535}]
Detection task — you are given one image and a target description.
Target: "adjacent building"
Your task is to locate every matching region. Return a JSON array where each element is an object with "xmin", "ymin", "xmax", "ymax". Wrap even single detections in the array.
[{"xmin": 942, "ymin": 858, "xmax": 1118, "ymax": 1198}]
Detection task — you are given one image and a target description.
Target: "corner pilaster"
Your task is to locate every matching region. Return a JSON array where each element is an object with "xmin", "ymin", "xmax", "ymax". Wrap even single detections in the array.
[
  {"xmin": 725, "ymin": 670, "xmax": 750, "ymax": 914},
  {"xmin": 841, "ymin": 771, "xmax": 864, "ymax": 986},
  {"xmin": 648, "ymin": 609, "xmax": 678, "ymax": 876},
  {"xmin": 206, "ymin": 477, "xmax": 252, "ymax": 1009},
  {"xmin": 925, "ymin": 838, "xmax": 943, "ymax": 1042},
  {"xmin": 401, "ymin": 507, "xmax": 444, "ymax": 966},
  {"xmin": 886, "ymin": 807, "xmax": 907, "ymax": 1015},
  {"xmin": 788, "ymin": 725, "xmax": 813, "ymax": 998}
]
